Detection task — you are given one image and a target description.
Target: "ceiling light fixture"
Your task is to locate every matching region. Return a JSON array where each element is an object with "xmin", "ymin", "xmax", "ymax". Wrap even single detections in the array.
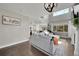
[{"xmin": 44, "ymin": 3, "xmax": 57, "ymax": 13}]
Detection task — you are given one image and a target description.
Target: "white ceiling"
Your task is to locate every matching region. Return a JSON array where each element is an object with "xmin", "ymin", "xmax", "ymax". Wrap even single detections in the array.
[
  {"xmin": 0, "ymin": 3, "xmax": 74, "ymax": 24},
  {"xmin": 0, "ymin": 3, "xmax": 49, "ymax": 19},
  {"xmin": 52, "ymin": 3, "xmax": 74, "ymax": 12},
  {"xmin": 0, "ymin": 3, "xmax": 74, "ymax": 18}
]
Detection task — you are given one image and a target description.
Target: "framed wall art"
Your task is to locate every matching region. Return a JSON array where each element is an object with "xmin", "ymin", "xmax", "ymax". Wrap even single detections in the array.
[{"xmin": 2, "ymin": 15, "xmax": 21, "ymax": 26}]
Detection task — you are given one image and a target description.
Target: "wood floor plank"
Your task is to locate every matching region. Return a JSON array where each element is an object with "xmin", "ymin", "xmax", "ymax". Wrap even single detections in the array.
[{"xmin": 0, "ymin": 39, "xmax": 74, "ymax": 56}]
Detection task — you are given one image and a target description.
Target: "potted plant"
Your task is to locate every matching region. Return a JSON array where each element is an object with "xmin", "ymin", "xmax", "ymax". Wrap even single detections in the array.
[
  {"xmin": 72, "ymin": 5, "xmax": 79, "ymax": 55},
  {"xmin": 72, "ymin": 12, "xmax": 79, "ymax": 27}
]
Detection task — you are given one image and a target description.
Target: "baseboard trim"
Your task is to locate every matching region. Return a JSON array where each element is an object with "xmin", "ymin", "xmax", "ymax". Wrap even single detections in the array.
[{"xmin": 0, "ymin": 39, "xmax": 29, "ymax": 49}]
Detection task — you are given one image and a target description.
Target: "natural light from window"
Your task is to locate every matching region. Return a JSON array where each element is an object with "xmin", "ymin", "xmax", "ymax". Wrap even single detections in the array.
[{"xmin": 53, "ymin": 8, "xmax": 69, "ymax": 16}]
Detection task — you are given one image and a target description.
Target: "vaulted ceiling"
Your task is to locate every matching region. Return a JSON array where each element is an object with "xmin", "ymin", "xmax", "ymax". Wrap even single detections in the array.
[
  {"xmin": 0, "ymin": 3, "xmax": 74, "ymax": 18},
  {"xmin": 0, "ymin": 3, "xmax": 74, "ymax": 24}
]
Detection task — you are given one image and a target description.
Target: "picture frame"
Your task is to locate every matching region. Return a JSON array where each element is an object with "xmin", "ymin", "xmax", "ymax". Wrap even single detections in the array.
[{"xmin": 2, "ymin": 15, "xmax": 21, "ymax": 26}]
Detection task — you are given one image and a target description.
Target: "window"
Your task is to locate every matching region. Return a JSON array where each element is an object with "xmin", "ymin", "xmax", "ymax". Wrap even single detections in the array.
[
  {"xmin": 53, "ymin": 25, "xmax": 68, "ymax": 32},
  {"xmin": 53, "ymin": 8, "xmax": 69, "ymax": 16}
]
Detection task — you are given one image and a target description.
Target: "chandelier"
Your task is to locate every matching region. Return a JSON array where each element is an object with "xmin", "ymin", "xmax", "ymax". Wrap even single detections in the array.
[{"xmin": 44, "ymin": 3, "xmax": 57, "ymax": 13}]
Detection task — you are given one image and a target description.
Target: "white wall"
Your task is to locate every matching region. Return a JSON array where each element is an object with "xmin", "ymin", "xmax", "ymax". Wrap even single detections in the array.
[
  {"xmin": 74, "ymin": 29, "xmax": 79, "ymax": 55},
  {"xmin": 0, "ymin": 8, "xmax": 31, "ymax": 48},
  {"xmin": 68, "ymin": 21, "xmax": 77, "ymax": 45}
]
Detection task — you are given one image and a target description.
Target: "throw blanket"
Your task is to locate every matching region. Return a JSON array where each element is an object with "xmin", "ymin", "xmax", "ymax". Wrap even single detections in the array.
[{"xmin": 53, "ymin": 44, "xmax": 66, "ymax": 56}]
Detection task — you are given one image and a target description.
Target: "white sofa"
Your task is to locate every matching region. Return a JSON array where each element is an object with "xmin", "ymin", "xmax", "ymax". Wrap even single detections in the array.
[
  {"xmin": 30, "ymin": 32, "xmax": 53, "ymax": 55},
  {"xmin": 30, "ymin": 32, "xmax": 66, "ymax": 56}
]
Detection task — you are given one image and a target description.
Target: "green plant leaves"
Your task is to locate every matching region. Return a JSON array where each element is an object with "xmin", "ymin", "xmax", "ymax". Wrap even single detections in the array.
[
  {"xmin": 72, "ymin": 11, "xmax": 79, "ymax": 27},
  {"xmin": 73, "ymin": 17, "xmax": 79, "ymax": 27}
]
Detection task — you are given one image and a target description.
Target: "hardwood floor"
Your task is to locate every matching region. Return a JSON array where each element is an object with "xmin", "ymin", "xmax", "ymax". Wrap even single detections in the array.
[
  {"xmin": 0, "ymin": 39, "xmax": 74, "ymax": 56},
  {"xmin": 0, "ymin": 41, "xmax": 47, "ymax": 56},
  {"xmin": 61, "ymin": 39, "xmax": 74, "ymax": 56}
]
